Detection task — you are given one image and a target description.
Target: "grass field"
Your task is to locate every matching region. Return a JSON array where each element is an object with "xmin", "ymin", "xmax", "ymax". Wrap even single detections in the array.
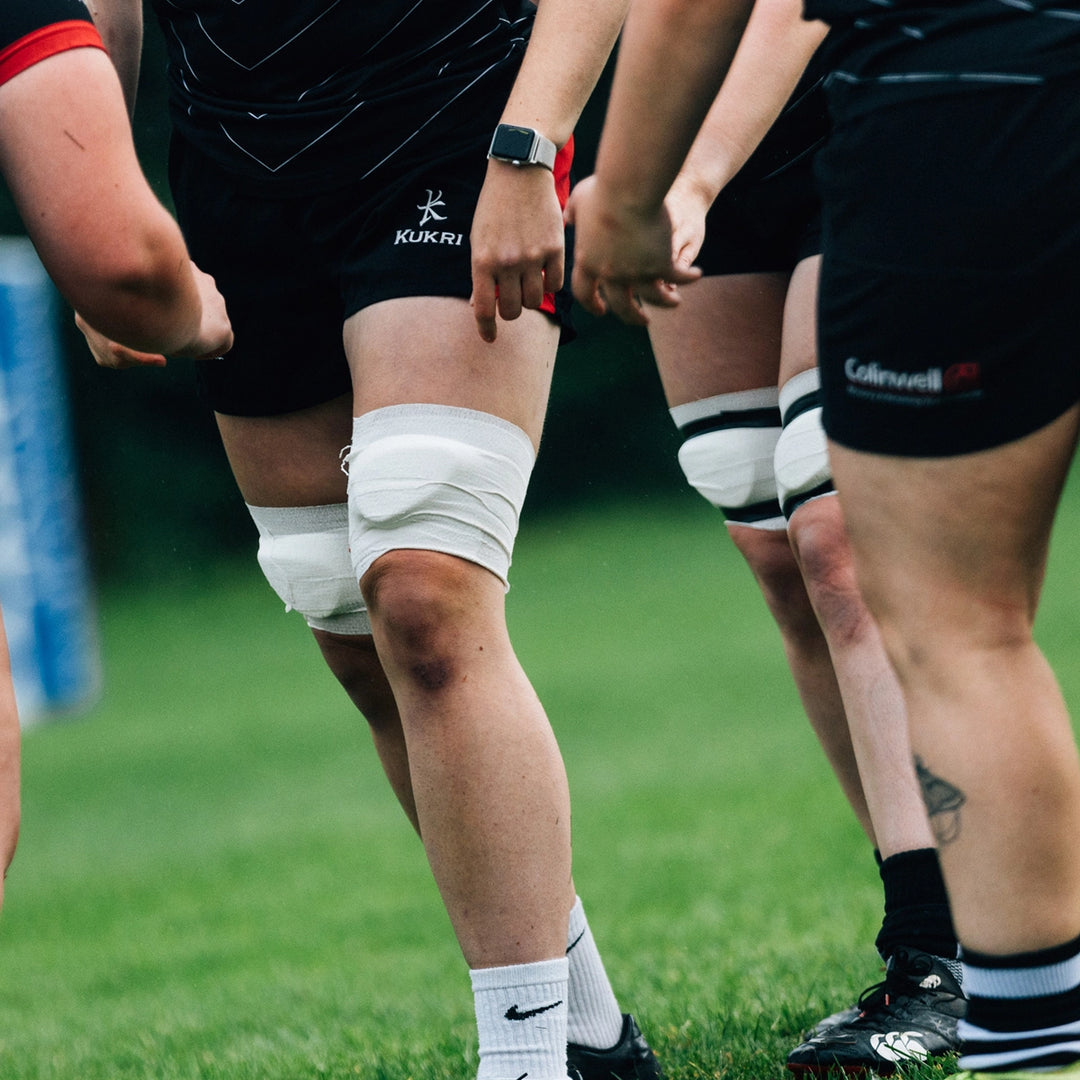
[{"xmin": 4, "ymin": 482, "xmax": 1080, "ymax": 1080}]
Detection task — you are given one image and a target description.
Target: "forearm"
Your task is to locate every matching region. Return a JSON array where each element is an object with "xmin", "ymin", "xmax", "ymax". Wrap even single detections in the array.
[
  {"xmin": 676, "ymin": 0, "xmax": 828, "ymax": 206},
  {"xmin": 592, "ymin": 0, "xmax": 754, "ymax": 216},
  {"xmin": 85, "ymin": 0, "xmax": 143, "ymax": 116},
  {"xmin": 64, "ymin": 229, "xmax": 207, "ymax": 357},
  {"xmin": 499, "ymin": 0, "xmax": 630, "ymax": 147}
]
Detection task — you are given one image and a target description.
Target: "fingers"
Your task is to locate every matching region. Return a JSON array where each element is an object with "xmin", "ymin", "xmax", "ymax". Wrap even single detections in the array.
[
  {"xmin": 599, "ymin": 283, "xmax": 650, "ymax": 326},
  {"xmin": 74, "ymin": 312, "xmax": 168, "ymax": 369},
  {"xmin": 570, "ymin": 264, "xmax": 609, "ymax": 317},
  {"xmin": 591, "ymin": 279, "xmax": 685, "ymax": 326},
  {"xmin": 571, "ymin": 262, "xmax": 701, "ymax": 323},
  {"xmin": 471, "ymin": 283, "xmax": 499, "ymax": 344},
  {"xmin": 471, "ymin": 253, "xmax": 562, "ymax": 343},
  {"xmin": 102, "ymin": 344, "xmax": 168, "ymax": 369}
]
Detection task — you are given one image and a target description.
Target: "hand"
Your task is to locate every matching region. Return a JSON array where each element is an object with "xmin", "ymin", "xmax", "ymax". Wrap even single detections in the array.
[
  {"xmin": 664, "ymin": 175, "xmax": 712, "ymax": 272},
  {"xmin": 75, "ymin": 311, "xmax": 167, "ymax": 369},
  {"xmin": 75, "ymin": 262, "xmax": 233, "ymax": 368},
  {"xmin": 470, "ymin": 160, "xmax": 565, "ymax": 344},
  {"xmin": 182, "ymin": 263, "xmax": 233, "ymax": 360},
  {"xmin": 565, "ymin": 174, "xmax": 700, "ymax": 326}
]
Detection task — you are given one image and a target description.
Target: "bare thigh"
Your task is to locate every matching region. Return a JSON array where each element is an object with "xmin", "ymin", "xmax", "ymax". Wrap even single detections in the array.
[
  {"xmin": 779, "ymin": 255, "xmax": 819, "ymax": 386},
  {"xmin": 646, "ymin": 272, "xmax": 789, "ymax": 406},
  {"xmin": 214, "ymin": 294, "xmax": 560, "ymax": 506},
  {"xmin": 215, "ymin": 392, "xmax": 354, "ymax": 507},
  {"xmin": 344, "ymin": 296, "xmax": 559, "ymax": 450},
  {"xmin": 830, "ymin": 404, "xmax": 1080, "ymax": 653}
]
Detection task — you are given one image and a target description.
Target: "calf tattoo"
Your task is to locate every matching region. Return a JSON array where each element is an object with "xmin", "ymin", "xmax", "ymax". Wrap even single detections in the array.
[{"xmin": 914, "ymin": 756, "xmax": 966, "ymax": 845}]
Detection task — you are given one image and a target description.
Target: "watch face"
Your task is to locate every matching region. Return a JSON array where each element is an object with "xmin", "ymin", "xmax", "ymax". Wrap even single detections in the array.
[{"xmin": 492, "ymin": 125, "xmax": 536, "ymax": 161}]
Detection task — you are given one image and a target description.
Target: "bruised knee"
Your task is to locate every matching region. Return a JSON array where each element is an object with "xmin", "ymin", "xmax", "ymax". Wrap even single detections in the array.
[
  {"xmin": 359, "ymin": 549, "xmax": 495, "ymax": 690},
  {"xmin": 788, "ymin": 494, "xmax": 876, "ymax": 647}
]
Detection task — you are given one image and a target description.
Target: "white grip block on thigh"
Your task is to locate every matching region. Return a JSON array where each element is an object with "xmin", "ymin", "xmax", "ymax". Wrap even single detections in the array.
[
  {"xmin": 775, "ymin": 368, "xmax": 834, "ymax": 518},
  {"xmin": 247, "ymin": 502, "xmax": 371, "ymax": 634},
  {"xmin": 346, "ymin": 404, "xmax": 535, "ymax": 587},
  {"xmin": 670, "ymin": 388, "xmax": 785, "ymax": 529},
  {"xmin": 677, "ymin": 426, "xmax": 782, "ymax": 514}
]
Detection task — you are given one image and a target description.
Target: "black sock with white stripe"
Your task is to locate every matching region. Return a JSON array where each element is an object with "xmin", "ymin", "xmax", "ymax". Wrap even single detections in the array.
[{"xmin": 959, "ymin": 934, "xmax": 1080, "ymax": 1073}]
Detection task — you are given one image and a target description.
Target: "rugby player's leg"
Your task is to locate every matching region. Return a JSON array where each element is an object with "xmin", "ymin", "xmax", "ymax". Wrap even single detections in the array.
[
  {"xmin": 779, "ymin": 256, "xmax": 936, "ymax": 865},
  {"xmin": 342, "ymin": 295, "xmax": 574, "ymax": 969},
  {"xmin": 214, "ymin": 394, "xmax": 417, "ymax": 827},
  {"xmin": 830, "ymin": 407, "xmax": 1080, "ymax": 957},
  {"xmin": 648, "ymin": 272, "xmax": 870, "ymax": 835}
]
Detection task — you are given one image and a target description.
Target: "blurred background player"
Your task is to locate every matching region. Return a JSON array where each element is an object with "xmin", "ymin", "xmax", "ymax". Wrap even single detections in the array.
[
  {"xmin": 570, "ymin": 0, "xmax": 1080, "ymax": 1075},
  {"xmin": 81, "ymin": 3, "xmax": 662, "ymax": 1079},
  {"xmin": 0, "ymin": 0, "xmax": 232, "ymax": 914},
  {"xmin": 635, "ymin": 1, "xmax": 963, "ymax": 1071}
]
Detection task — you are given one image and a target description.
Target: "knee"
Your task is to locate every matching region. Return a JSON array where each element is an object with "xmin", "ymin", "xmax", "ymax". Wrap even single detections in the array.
[
  {"xmin": 360, "ymin": 548, "xmax": 482, "ymax": 660},
  {"xmin": 728, "ymin": 525, "xmax": 822, "ymax": 642},
  {"xmin": 345, "ymin": 405, "xmax": 534, "ymax": 591},
  {"xmin": 670, "ymin": 388, "xmax": 786, "ymax": 529},
  {"xmin": 787, "ymin": 495, "xmax": 875, "ymax": 647},
  {"xmin": 775, "ymin": 369, "xmax": 833, "ymax": 518},
  {"xmin": 880, "ymin": 579, "xmax": 1034, "ymax": 682}
]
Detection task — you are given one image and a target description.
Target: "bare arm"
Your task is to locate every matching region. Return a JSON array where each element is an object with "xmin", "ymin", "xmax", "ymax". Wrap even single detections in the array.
[
  {"xmin": 567, "ymin": 0, "xmax": 755, "ymax": 322},
  {"xmin": 673, "ymin": 0, "xmax": 827, "ymax": 225},
  {"xmin": 85, "ymin": 0, "xmax": 143, "ymax": 117},
  {"xmin": 470, "ymin": 0, "xmax": 630, "ymax": 342},
  {"xmin": 0, "ymin": 47, "xmax": 231, "ymax": 359}
]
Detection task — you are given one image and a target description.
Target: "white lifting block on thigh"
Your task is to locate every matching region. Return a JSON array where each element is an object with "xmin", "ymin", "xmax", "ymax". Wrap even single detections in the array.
[
  {"xmin": 774, "ymin": 368, "xmax": 834, "ymax": 518},
  {"xmin": 670, "ymin": 389, "xmax": 785, "ymax": 529},
  {"xmin": 247, "ymin": 502, "xmax": 371, "ymax": 634},
  {"xmin": 677, "ymin": 427, "xmax": 783, "ymax": 516},
  {"xmin": 345, "ymin": 404, "xmax": 535, "ymax": 587}
]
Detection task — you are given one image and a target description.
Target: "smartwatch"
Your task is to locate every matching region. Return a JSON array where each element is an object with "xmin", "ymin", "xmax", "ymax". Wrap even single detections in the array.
[{"xmin": 487, "ymin": 124, "xmax": 557, "ymax": 171}]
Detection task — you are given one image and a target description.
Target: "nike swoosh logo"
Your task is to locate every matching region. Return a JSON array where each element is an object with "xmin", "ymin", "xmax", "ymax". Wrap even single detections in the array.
[
  {"xmin": 505, "ymin": 1000, "xmax": 563, "ymax": 1021},
  {"xmin": 566, "ymin": 929, "xmax": 586, "ymax": 954}
]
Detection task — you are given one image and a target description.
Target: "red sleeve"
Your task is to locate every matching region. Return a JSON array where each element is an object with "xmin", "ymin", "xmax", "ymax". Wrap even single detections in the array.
[{"xmin": 0, "ymin": 20, "xmax": 105, "ymax": 88}]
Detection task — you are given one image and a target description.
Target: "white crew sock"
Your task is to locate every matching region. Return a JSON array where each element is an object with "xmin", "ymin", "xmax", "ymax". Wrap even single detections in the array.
[
  {"xmin": 566, "ymin": 896, "xmax": 625, "ymax": 1049},
  {"xmin": 471, "ymin": 957, "xmax": 569, "ymax": 1080}
]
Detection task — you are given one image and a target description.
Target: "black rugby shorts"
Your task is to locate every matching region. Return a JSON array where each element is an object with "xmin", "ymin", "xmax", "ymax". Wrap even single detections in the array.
[
  {"xmin": 696, "ymin": 66, "xmax": 828, "ymax": 277},
  {"xmin": 816, "ymin": 65, "xmax": 1080, "ymax": 457},
  {"xmin": 171, "ymin": 135, "xmax": 573, "ymax": 417}
]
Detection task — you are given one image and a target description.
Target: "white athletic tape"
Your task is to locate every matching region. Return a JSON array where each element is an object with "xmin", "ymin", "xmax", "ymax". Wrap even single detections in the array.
[
  {"xmin": 247, "ymin": 502, "xmax": 371, "ymax": 635},
  {"xmin": 345, "ymin": 404, "xmax": 535, "ymax": 587}
]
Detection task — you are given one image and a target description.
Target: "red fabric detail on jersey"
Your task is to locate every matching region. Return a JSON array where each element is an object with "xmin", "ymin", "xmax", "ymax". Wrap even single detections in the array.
[
  {"xmin": 0, "ymin": 21, "xmax": 105, "ymax": 89},
  {"xmin": 541, "ymin": 134, "xmax": 574, "ymax": 315}
]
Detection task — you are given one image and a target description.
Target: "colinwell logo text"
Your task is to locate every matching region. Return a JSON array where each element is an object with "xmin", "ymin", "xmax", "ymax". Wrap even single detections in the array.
[{"xmin": 845, "ymin": 357, "xmax": 942, "ymax": 394}]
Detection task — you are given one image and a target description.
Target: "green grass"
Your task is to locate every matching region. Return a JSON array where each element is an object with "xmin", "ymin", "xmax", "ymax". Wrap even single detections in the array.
[{"xmin": 4, "ymin": 481, "xmax": 1080, "ymax": 1079}]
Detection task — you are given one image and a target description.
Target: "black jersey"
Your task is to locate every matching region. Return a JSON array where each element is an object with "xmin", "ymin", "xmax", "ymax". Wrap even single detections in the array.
[
  {"xmin": 804, "ymin": 0, "xmax": 1080, "ymax": 68},
  {"xmin": 0, "ymin": 0, "xmax": 100, "ymax": 84},
  {"xmin": 152, "ymin": 0, "xmax": 537, "ymax": 193}
]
